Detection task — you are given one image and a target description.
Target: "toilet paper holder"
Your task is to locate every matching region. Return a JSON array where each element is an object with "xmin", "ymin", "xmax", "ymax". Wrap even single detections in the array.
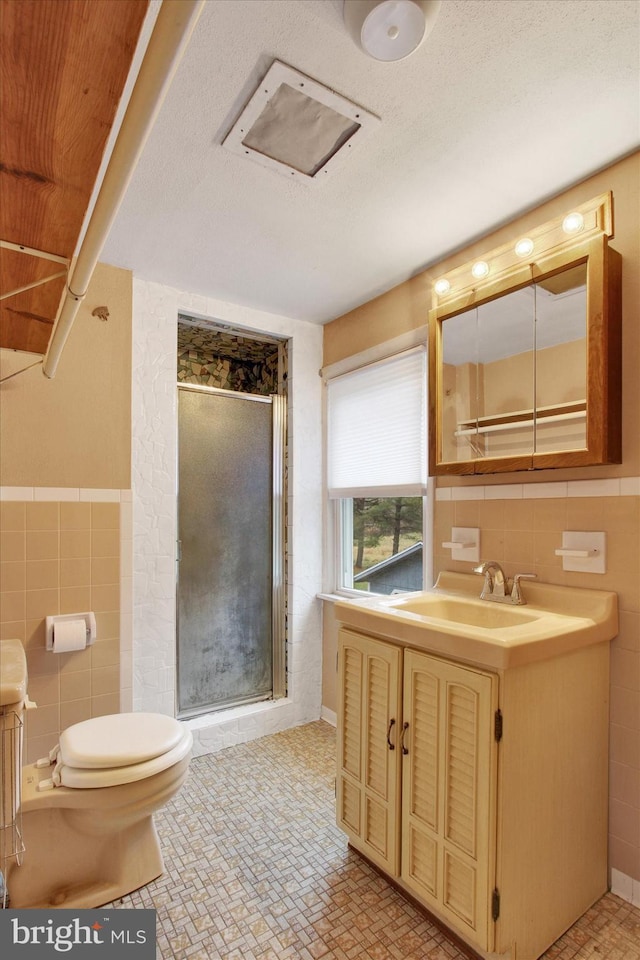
[{"xmin": 45, "ymin": 612, "xmax": 97, "ymax": 651}]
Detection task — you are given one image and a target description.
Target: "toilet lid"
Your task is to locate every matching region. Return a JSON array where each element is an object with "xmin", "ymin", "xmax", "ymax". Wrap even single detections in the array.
[
  {"xmin": 55, "ymin": 727, "xmax": 192, "ymax": 789},
  {"xmin": 59, "ymin": 713, "xmax": 186, "ymax": 769}
]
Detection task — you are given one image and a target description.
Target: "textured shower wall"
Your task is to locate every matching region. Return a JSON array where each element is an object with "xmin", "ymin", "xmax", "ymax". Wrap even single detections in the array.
[{"xmin": 132, "ymin": 279, "xmax": 324, "ymax": 751}]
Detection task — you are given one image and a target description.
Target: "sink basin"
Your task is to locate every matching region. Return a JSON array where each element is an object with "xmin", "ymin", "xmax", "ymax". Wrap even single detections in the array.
[
  {"xmin": 334, "ymin": 571, "xmax": 618, "ymax": 669},
  {"xmin": 0, "ymin": 638, "xmax": 27, "ymax": 706},
  {"xmin": 386, "ymin": 595, "xmax": 539, "ymax": 629}
]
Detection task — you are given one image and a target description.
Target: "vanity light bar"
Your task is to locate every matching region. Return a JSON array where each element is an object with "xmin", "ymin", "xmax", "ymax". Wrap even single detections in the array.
[{"xmin": 431, "ymin": 192, "xmax": 612, "ymax": 303}]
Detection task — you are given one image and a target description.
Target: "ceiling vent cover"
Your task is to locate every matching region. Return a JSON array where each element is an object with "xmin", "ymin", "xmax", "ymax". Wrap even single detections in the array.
[{"xmin": 222, "ymin": 61, "xmax": 379, "ymax": 180}]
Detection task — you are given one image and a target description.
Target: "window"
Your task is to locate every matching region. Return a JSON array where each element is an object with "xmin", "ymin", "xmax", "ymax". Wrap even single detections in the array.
[{"xmin": 327, "ymin": 348, "xmax": 429, "ymax": 594}]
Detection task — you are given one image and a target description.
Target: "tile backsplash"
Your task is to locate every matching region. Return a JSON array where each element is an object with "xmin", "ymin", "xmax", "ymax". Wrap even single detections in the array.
[
  {"xmin": 0, "ymin": 497, "xmax": 122, "ymax": 762},
  {"xmin": 434, "ymin": 484, "xmax": 640, "ymax": 883}
]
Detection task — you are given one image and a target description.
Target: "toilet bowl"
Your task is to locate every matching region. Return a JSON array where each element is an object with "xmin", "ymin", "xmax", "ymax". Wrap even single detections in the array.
[{"xmin": 5, "ymin": 711, "xmax": 192, "ymax": 909}]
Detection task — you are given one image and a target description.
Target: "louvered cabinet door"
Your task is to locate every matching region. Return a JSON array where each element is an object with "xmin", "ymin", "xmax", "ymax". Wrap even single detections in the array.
[
  {"xmin": 336, "ymin": 629, "xmax": 402, "ymax": 875},
  {"xmin": 401, "ymin": 650, "xmax": 498, "ymax": 951}
]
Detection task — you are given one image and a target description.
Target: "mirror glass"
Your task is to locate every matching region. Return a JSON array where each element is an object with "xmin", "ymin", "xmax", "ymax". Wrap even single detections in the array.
[
  {"xmin": 440, "ymin": 262, "xmax": 587, "ymax": 463},
  {"xmin": 533, "ymin": 263, "xmax": 587, "ymax": 453}
]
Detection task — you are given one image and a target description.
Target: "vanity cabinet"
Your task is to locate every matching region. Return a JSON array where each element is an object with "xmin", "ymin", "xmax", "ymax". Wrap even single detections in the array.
[
  {"xmin": 401, "ymin": 649, "xmax": 497, "ymax": 948},
  {"xmin": 336, "ymin": 631, "xmax": 402, "ymax": 876},
  {"xmin": 336, "ymin": 626, "xmax": 610, "ymax": 960}
]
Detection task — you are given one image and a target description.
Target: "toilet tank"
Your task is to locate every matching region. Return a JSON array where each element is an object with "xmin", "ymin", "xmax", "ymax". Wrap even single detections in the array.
[{"xmin": 0, "ymin": 639, "xmax": 28, "ymax": 866}]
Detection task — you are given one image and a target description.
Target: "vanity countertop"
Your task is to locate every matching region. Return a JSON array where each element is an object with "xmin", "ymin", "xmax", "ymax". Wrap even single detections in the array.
[{"xmin": 334, "ymin": 571, "xmax": 618, "ymax": 670}]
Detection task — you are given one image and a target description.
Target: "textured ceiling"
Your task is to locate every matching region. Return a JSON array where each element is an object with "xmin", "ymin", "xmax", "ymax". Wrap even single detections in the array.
[{"xmin": 102, "ymin": 0, "xmax": 640, "ymax": 325}]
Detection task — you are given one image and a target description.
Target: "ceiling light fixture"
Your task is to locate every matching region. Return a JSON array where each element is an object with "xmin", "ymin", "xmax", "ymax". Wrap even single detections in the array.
[{"xmin": 344, "ymin": 0, "xmax": 442, "ymax": 62}]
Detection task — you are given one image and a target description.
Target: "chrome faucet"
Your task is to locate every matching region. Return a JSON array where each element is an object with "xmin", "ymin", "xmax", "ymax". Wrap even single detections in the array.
[{"xmin": 473, "ymin": 561, "xmax": 536, "ymax": 605}]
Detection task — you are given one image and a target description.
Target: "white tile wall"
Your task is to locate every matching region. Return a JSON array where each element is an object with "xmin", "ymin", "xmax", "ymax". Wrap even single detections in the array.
[{"xmin": 132, "ymin": 279, "xmax": 324, "ymax": 755}]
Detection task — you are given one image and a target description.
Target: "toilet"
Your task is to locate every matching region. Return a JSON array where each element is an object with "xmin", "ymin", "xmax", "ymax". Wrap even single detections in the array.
[{"xmin": 1, "ymin": 639, "xmax": 192, "ymax": 909}]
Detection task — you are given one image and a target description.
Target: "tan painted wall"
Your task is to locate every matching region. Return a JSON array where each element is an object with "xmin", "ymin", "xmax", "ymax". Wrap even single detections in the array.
[
  {"xmin": 324, "ymin": 152, "xmax": 640, "ymax": 480},
  {"xmin": 322, "ymin": 153, "xmax": 640, "ymax": 884},
  {"xmin": 0, "ymin": 262, "xmax": 129, "ymax": 754},
  {"xmin": 0, "ymin": 262, "xmax": 132, "ymax": 489}
]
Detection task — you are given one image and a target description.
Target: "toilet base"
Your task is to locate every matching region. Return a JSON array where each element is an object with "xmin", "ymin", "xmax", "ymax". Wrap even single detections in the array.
[
  {"xmin": 6, "ymin": 810, "xmax": 164, "ymax": 909},
  {"xmin": 5, "ymin": 753, "xmax": 190, "ymax": 909}
]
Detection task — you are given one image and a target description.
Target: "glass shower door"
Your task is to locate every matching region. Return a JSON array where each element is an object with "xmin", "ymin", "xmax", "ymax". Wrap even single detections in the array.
[{"xmin": 177, "ymin": 385, "xmax": 284, "ymax": 716}]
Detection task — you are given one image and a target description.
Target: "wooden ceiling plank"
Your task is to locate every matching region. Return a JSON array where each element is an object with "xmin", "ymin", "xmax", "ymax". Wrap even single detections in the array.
[
  {"xmin": 0, "ymin": 0, "xmax": 149, "ymax": 354},
  {"xmin": 0, "ymin": 275, "xmax": 66, "ymax": 354}
]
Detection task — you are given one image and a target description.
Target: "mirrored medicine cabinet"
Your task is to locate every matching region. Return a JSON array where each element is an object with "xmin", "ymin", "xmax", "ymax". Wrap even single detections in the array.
[{"xmin": 428, "ymin": 194, "xmax": 622, "ymax": 475}]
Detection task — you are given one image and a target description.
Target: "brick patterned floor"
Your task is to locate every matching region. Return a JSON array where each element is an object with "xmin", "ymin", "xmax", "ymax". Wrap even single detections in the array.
[{"xmin": 111, "ymin": 721, "xmax": 640, "ymax": 960}]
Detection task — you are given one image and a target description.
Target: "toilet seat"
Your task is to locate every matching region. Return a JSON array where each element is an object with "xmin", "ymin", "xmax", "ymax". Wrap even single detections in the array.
[
  {"xmin": 60, "ymin": 712, "xmax": 186, "ymax": 768},
  {"xmin": 38, "ymin": 713, "xmax": 192, "ymax": 790},
  {"xmin": 55, "ymin": 730, "xmax": 192, "ymax": 788}
]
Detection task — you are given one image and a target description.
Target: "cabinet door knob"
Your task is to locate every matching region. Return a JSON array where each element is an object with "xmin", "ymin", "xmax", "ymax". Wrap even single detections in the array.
[
  {"xmin": 386, "ymin": 718, "xmax": 396, "ymax": 750},
  {"xmin": 401, "ymin": 721, "xmax": 410, "ymax": 755}
]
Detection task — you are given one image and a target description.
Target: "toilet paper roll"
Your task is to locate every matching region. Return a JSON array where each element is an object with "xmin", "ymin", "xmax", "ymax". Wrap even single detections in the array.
[{"xmin": 52, "ymin": 619, "xmax": 87, "ymax": 653}]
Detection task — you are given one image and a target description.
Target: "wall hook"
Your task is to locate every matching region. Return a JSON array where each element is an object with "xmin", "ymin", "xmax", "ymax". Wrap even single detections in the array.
[{"xmin": 91, "ymin": 305, "xmax": 109, "ymax": 321}]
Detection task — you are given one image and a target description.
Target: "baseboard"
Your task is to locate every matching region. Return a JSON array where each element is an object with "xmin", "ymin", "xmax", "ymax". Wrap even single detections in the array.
[{"xmin": 321, "ymin": 706, "xmax": 337, "ymax": 726}]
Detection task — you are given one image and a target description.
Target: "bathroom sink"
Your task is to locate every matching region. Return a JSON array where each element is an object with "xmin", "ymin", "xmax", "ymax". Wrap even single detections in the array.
[
  {"xmin": 0, "ymin": 637, "xmax": 27, "ymax": 706},
  {"xmin": 384, "ymin": 594, "xmax": 539, "ymax": 629},
  {"xmin": 334, "ymin": 571, "xmax": 618, "ymax": 669}
]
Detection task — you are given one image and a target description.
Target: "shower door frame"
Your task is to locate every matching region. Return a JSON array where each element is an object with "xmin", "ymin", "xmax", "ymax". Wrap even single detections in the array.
[{"xmin": 176, "ymin": 383, "xmax": 287, "ymax": 716}]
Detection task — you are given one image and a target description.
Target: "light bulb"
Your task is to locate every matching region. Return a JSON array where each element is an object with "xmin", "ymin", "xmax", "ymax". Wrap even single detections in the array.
[
  {"xmin": 434, "ymin": 278, "xmax": 450, "ymax": 295},
  {"xmin": 471, "ymin": 260, "xmax": 490, "ymax": 280},
  {"xmin": 515, "ymin": 238, "xmax": 534, "ymax": 258},
  {"xmin": 562, "ymin": 212, "xmax": 584, "ymax": 235}
]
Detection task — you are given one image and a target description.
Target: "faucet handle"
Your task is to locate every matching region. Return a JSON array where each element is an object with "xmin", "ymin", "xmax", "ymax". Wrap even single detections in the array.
[{"xmin": 511, "ymin": 572, "xmax": 537, "ymax": 604}]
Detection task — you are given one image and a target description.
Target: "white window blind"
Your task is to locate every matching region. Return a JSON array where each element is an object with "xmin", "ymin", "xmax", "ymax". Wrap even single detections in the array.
[{"xmin": 327, "ymin": 347, "xmax": 427, "ymax": 498}]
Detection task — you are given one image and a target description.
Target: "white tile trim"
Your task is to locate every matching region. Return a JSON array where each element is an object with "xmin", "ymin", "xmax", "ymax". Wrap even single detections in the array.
[
  {"xmin": 0, "ymin": 487, "xmax": 34, "ymax": 500},
  {"xmin": 435, "ymin": 477, "xmax": 639, "ymax": 501},
  {"xmin": 0, "ymin": 487, "xmax": 129, "ymax": 501},
  {"xmin": 610, "ymin": 868, "xmax": 640, "ymax": 907},
  {"xmin": 485, "ymin": 484, "xmax": 523, "ymax": 500},
  {"xmin": 620, "ymin": 476, "xmax": 640, "ymax": 496},
  {"xmin": 525, "ymin": 481, "xmax": 568, "ymax": 499},
  {"xmin": 567, "ymin": 478, "xmax": 621, "ymax": 498},
  {"xmin": 451, "ymin": 485, "xmax": 485, "ymax": 500},
  {"xmin": 34, "ymin": 487, "xmax": 80, "ymax": 501},
  {"xmin": 80, "ymin": 488, "xmax": 122, "ymax": 502}
]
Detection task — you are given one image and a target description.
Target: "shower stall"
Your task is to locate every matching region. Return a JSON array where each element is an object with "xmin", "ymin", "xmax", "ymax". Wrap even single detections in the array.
[{"xmin": 176, "ymin": 325, "xmax": 286, "ymax": 717}]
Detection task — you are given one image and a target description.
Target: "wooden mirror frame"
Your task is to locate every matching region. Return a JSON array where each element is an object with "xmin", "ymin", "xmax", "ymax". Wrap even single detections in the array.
[{"xmin": 428, "ymin": 195, "xmax": 622, "ymax": 476}]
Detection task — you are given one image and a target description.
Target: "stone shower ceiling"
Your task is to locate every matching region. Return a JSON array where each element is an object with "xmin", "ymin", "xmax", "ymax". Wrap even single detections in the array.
[
  {"xmin": 178, "ymin": 316, "xmax": 280, "ymax": 362},
  {"xmin": 102, "ymin": 0, "xmax": 640, "ymax": 325}
]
